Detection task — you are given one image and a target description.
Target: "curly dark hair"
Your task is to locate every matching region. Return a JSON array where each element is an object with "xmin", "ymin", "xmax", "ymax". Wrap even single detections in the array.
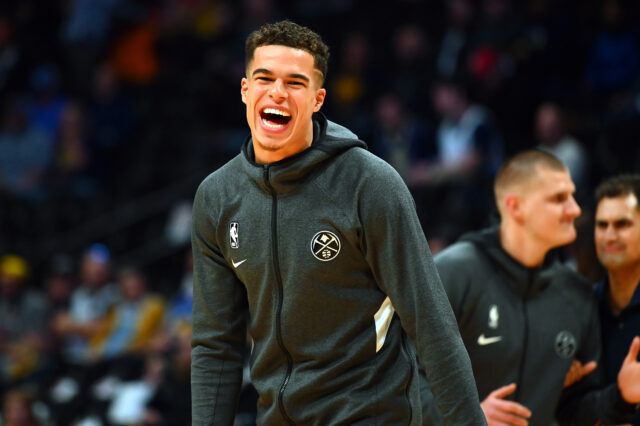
[
  {"xmin": 245, "ymin": 20, "xmax": 330, "ymax": 84},
  {"xmin": 595, "ymin": 174, "xmax": 640, "ymax": 209}
]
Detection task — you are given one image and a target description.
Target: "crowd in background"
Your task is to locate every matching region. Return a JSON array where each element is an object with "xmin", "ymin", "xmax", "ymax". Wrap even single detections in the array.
[{"xmin": 0, "ymin": 0, "xmax": 639, "ymax": 424}]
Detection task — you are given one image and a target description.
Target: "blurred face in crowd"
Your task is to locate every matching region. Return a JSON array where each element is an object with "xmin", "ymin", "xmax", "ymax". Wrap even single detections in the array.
[
  {"xmin": 595, "ymin": 193, "xmax": 640, "ymax": 270},
  {"xmin": 535, "ymin": 104, "xmax": 564, "ymax": 145},
  {"xmin": 433, "ymin": 84, "xmax": 466, "ymax": 122},
  {"xmin": 118, "ymin": 270, "xmax": 146, "ymax": 302},
  {"xmin": 516, "ymin": 166, "xmax": 582, "ymax": 250},
  {"xmin": 241, "ymin": 45, "xmax": 326, "ymax": 164},
  {"xmin": 80, "ymin": 255, "xmax": 110, "ymax": 289}
]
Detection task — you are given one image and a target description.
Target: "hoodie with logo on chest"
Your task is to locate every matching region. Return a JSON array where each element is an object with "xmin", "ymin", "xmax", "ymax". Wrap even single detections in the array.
[
  {"xmin": 191, "ymin": 113, "xmax": 485, "ymax": 426},
  {"xmin": 421, "ymin": 227, "xmax": 637, "ymax": 425}
]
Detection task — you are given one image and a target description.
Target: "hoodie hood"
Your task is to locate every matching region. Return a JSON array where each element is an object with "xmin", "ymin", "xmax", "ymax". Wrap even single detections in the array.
[
  {"xmin": 241, "ymin": 112, "xmax": 367, "ymax": 193},
  {"xmin": 460, "ymin": 226, "xmax": 560, "ymax": 299}
]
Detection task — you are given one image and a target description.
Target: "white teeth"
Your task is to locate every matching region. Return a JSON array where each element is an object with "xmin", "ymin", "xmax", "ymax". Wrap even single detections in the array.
[
  {"xmin": 261, "ymin": 117, "xmax": 285, "ymax": 129},
  {"xmin": 262, "ymin": 108, "xmax": 291, "ymax": 117}
]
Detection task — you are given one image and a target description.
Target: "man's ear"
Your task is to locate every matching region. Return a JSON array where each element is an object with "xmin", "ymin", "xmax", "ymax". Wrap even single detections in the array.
[
  {"xmin": 313, "ymin": 88, "xmax": 326, "ymax": 112},
  {"xmin": 505, "ymin": 194, "xmax": 524, "ymax": 223},
  {"xmin": 240, "ymin": 78, "xmax": 248, "ymax": 104}
]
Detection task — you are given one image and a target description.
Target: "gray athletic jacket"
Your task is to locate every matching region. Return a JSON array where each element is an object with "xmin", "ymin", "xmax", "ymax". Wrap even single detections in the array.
[
  {"xmin": 422, "ymin": 227, "xmax": 638, "ymax": 426},
  {"xmin": 191, "ymin": 113, "xmax": 486, "ymax": 425}
]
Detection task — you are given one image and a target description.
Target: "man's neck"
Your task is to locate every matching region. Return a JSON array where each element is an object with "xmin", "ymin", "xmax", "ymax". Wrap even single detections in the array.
[
  {"xmin": 500, "ymin": 224, "xmax": 549, "ymax": 268},
  {"xmin": 607, "ymin": 264, "xmax": 640, "ymax": 315}
]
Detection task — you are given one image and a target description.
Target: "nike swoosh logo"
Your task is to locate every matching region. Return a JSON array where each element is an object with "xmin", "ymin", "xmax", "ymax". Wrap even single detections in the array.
[
  {"xmin": 232, "ymin": 259, "xmax": 247, "ymax": 268},
  {"xmin": 477, "ymin": 334, "xmax": 502, "ymax": 346}
]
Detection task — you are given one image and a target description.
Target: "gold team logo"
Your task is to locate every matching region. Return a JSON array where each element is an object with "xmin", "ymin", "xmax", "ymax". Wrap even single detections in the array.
[{"xmin": 310, "ymin": 231, "xmax": 341, "ymax": 261}]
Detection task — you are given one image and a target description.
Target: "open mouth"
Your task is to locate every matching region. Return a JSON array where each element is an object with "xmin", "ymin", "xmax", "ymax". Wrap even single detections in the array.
[{"xmin": 260, "ymin": 107, "xmax": 292, "ymax": 129}]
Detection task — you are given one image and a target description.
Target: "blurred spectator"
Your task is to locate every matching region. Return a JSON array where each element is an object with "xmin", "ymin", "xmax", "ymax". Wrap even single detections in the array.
[
  {"xmin": 410, "ymin": 78, "xmax": 503, "ymax": 235},
  {"xmin": 106, "ymin": 354, "xmax": 166, "ymax": 426},
  {"xmin": 0, "ymin": 255, "xmax": 51, "ymax": 392},
  {"xmin": 474, "ymin": 0, "xmax": 521, "ymax": 46},
  {"xmin": 369, "ymin": 92, "xmax": 433, "ymax": 183},
  {"xmin": 50, "ymin": 101, "xmax": 97, "ymax": 199},
  {"xmin": 90, "ymin": 266, "xmax": 164, "ymax": 361},
  {"xmin": 143, "ymin": 333, "xmax": 192, "ymax": 426},
  {"xmin": 86, "ymin": 63, "xmax": 136, "ymax": 186},
  {"xmin": 167, "ymin": 248, "xmax": 193, "ymax": 326},
  {"xmin": 466, "ymin": 0, "xmax": 520, "ymax": 90},
  {"xmin": 52, "ymin": 243, "xmax": 118, "ymax": 366},
  {"xmin": 0, "ymin": 98, "xmax": 54, "ymax": 202},
  {"xmin": 388, "ymin": 24, "xmax": 432, "ymax": 114},
  {"xmin": 535, "ymin": 102, "xmax": 590, "ymax": 193},
  {"xmin": 148, "ymin": 248, "xmax": 192, "ymax": 356},
  {"xmin": 25, "ymin": 64, "xmax": 68, "ymax": 142},
  {"xmin": 585, "ymin": 0, "xmax": 640, "ymax": 109},
  {"xmin": 328, "ymin": 31, "xmax": 374, "ymax": 138},
  {"xmin": 1, "ymin": 389, "xmax": 41, "ymax": 426},
  {"xmin": 110, "ymin": 15, "xmax": 160, "ymax": 86},
  {"xmin": 436, "ymin": 0, "xmax": 475, "ymax": 78},
  {"xmin": 420, "ymin": 78, "xmax": 503, "ymax": 185},
  {"xmin": 61, "ymin": 0, "xmax": 124, "ymax": 95},
  {"xmin": 164, "ymin": 200, "xmax": 193, "ymax": 247},
  {"xmin": 65, "ymin": 266, "xmax": 165, "ymax": 425},
  {"xmin": 44, "ymin": 259, "xmax": 76, "ymax": 317}
]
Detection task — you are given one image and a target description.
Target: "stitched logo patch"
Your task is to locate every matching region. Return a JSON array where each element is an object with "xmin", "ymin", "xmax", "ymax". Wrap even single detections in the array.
[
  {"xmin": 488, "ymin": 304, "xmax": 499, "ymax": 329},
  {"xmin": 310, "ymin": 231, "xmax": 341, "ymax": 261},
  {"xmin": 230, "ymin": 222, "xmax": 239, "ymax": 249},
  {"xmin": 555, "ymin": 331, "xmax": 576, "ymax": 359}
]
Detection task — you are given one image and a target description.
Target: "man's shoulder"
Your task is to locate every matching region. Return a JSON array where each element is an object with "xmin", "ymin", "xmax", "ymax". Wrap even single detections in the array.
[
  {"xmin": 435, "ymin": 240, "xmax": 482, "ymax": 267},
  {"xmin": 335, "ymin": 147, "xmax": 405, "ymax": 186},
  {"xmin": 196, "ymin": 155, "xmax": 244, "ymax": 194},
  {"xmin": 551, "ymin": 263, "xmax": 596, "ymax": 301}
]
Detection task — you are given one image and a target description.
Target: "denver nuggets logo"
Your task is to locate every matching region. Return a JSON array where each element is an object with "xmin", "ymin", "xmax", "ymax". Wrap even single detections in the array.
[
  {"xmin": 311, "ymin": 231, "xmax": 341, "ymax": 261},
  {"xmin": 555, "ymin": 331, "xmax": 576, "ymax": 359}
]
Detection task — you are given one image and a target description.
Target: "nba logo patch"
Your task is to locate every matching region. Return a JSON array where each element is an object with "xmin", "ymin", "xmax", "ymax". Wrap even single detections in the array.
[{"xmin": 230, "ymin": 222, "xmax": 239, "ymax": 249}]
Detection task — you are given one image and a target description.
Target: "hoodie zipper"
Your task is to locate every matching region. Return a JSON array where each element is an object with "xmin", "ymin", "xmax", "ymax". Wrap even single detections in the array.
[
  {"xmin": 514, "ymin": 271, "xmax": 532, "ymax": 401},
  {"xmin": 264, "ymin": 165, "xmax": 295, "ymax": 425}
]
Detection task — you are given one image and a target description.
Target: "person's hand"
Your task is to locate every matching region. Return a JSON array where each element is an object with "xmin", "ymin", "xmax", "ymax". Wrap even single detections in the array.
[
  {"xmin": 481, "ymin": 383, "xmax": 532, "ymax": 426},
  {"xmin": 563, "ymin": 359, "xmax": 597, "ymax": 388},
  {"xmin": 618, "ymin": 336, "xmax": 640, "ymax": 404}
]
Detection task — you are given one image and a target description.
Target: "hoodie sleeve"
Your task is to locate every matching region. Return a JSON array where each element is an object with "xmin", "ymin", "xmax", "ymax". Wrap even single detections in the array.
[
  {"xmin": 191, "ymin": 179, "xmax": 249, "ymax": 426},
  {"xmin": 358, "ymin": 162, "xmax": 486, "ymax": 425}
]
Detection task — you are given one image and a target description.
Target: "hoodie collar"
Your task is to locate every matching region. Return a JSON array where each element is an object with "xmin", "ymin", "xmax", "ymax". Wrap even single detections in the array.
[
  {"xmin": 461, "ymin": 226, "xmax": 560, "ymax": 299},
  {"xmin": 240, "ymin": 112, "xmax": 367, "ymax": 194}
]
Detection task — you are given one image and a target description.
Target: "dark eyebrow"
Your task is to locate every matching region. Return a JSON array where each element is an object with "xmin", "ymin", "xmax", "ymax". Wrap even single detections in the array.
[
  {"xmin": 251, "ymin": 68, "xmax": 310, "ymax": 82},
  {"xmin": 252, "ymin": 68, "xmax": 273, "ymax": 77}
]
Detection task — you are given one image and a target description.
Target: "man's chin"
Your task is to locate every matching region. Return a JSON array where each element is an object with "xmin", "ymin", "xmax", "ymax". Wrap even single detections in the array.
[{"xmin": 598, "ymin": 254, "xmax": 626, "ymax": 269}]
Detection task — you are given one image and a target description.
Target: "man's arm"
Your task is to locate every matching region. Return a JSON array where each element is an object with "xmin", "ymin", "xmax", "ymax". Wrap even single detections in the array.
[
  {"xmin": 191, "ymin": 181, "xmax": 249, "ymax": 426},
  {"xmin": 358, "ymin": 163, "xmax": 486, "ymax": 425}
]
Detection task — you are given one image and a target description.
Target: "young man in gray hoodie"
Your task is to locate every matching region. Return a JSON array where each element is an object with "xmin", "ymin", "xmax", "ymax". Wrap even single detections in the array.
[{"xmin": 190, "ymin": 20, "xmax": 486, "ymax": 425}]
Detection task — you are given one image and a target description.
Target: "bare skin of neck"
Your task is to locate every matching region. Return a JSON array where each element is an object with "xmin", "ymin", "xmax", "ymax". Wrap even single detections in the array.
[
  {"xmin": 607, "ymin": 263, "xmax": 640, "ymax": 315},
  {"xmin": 500, "ymin": 224, "xmax": 548, "ymax": 268}
]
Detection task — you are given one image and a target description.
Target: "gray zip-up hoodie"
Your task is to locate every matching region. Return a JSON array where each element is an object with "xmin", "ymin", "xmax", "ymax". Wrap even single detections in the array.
[{"xmin": 191, "ymin": 113, "xmax": 485, "ymax": 425}]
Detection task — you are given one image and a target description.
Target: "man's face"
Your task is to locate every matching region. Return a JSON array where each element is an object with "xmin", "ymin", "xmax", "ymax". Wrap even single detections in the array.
[
  {"xmin": 595, "ymin": 193, "xmax": 640, "ymax": 270},
  {"xmin": 241, "ymin": 45, "xmax": 326, "ymax": 164},
  {"xmin": 518, "ymin": 166, "xmax": 582, "ymax": 250}
]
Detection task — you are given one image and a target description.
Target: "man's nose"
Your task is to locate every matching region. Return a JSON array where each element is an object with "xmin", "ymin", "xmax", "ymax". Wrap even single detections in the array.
[
  {"xmin": 602, "ymin": 224, "xmax": 618, "ymax": 240},
  {"xmin": 567, "ymin": 196, "xmax": 581, "ymax": 218},
  {"xmin": 269, "ymin": 79, "xmax": 287, "ymax": 100}
]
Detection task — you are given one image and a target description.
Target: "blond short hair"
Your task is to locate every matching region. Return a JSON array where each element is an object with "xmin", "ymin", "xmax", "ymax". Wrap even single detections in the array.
[{"xmin": 494, "ymin": 150, "xmax": 567, "ymax": 211}]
